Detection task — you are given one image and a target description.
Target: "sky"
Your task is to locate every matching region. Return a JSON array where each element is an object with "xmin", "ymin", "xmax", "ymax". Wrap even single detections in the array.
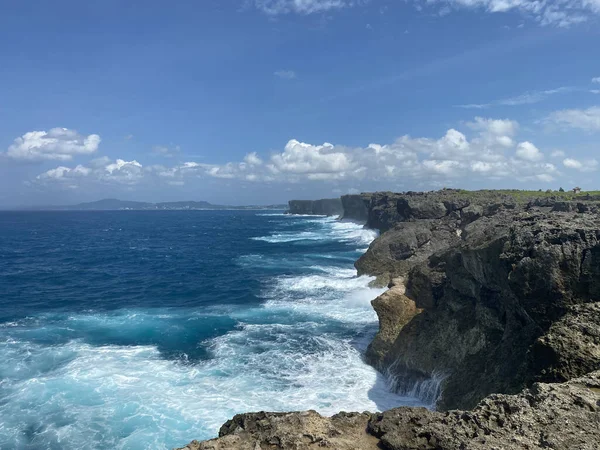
[{"xmin": 1, "ymin": 0, "xmax": 599, "ymax": 207}]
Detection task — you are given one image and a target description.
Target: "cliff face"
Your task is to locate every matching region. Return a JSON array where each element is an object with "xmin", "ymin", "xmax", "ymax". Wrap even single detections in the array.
[
  {"xmin": 356, "ymin": 191, "xmax": 600, "ymax": 410},
  {"xmin": 287, "ymin": 199, "xmax": 343, "ymax": 216},
  {"xmin": 339, "ymin": 194, "xmax": 371, "ymax": 223},
  {"xmin": 178, "ymin": 371, "xmax": 600, "ymax": 450}
]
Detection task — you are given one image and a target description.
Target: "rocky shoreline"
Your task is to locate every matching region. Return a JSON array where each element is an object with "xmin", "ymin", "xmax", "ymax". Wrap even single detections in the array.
[{"xmin": 178, "ymin": 190, "xmax": 600, "ymax": 449}]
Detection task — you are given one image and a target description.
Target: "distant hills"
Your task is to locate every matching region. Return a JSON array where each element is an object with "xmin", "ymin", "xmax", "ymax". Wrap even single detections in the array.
[{"xmin": 16, "ymin": 199, "xmax": 287, "ymax": 211}]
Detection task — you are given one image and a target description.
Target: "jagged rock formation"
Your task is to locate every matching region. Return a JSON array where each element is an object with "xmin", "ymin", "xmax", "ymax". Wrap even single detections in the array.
[
  {"xmin": 287, "ymin": 199, "xmax": 344, "ymax": 216},
  {"xmin": 356, "ymin": 191, "xmax": 600, "ymax": 410},
  {"xmin": 177, "ymin": 371, "xmax": 600, "ymax": 450},
  {"xmin": 366, "ymin": 278, "xmax": 422, "ymax": 366}
]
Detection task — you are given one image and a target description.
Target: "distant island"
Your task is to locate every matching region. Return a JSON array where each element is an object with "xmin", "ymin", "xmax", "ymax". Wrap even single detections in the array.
[{"xmin": 13, "ymin": 199, "xmax": 287, "ymax": 211}]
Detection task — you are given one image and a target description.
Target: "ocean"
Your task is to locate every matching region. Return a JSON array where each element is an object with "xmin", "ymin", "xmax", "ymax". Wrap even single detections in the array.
[{"xmin": 0, "ymin": 211, "xmax": 424, "ymax": 450}]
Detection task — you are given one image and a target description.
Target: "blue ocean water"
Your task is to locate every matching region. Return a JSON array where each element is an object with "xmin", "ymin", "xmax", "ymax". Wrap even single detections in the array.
[{"xmin": 0, "ymin": 211, "xmax": 423, "ymax": 450}]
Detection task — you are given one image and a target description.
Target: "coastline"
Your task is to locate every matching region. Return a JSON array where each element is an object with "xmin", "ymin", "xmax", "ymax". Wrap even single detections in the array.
[{"xmin": 179, "ymin": 189, "xmax": 600, "ymax": 449}]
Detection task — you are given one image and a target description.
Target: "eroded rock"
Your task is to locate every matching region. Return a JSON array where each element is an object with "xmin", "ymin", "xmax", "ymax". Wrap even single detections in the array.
[
  {"xmin": 177, "ymin": 411, "xmax": 378, "ymax": 450},
  {"xmin": 178, "ymin": 372, "xmax": 600, "ymax": 450}
]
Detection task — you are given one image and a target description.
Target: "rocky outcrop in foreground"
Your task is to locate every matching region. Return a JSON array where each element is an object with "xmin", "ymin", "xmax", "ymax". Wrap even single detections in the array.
[
  {"xmin": 178, "ymin": 371, "xmax": 600, "ymax": 450},
  {"xmin": 287, "ymin": 199, "xmax": 344, "ymax": 216}
]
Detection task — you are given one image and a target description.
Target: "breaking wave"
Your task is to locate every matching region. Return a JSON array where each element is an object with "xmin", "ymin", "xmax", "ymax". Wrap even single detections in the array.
[{"xmin": 0, "ymin": 211, "xmax": 423, "ymax": 450}]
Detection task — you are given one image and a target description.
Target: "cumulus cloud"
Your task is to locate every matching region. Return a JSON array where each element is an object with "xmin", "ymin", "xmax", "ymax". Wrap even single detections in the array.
[
  {"xmin": 563, "ymin": 158, "xmax": 599, "ymax": 172},
  {"xmin": 467, "ymin": 117, "xmax": 518, "ymax": 136},
  {"xmin": 37, "ymin": 117, "xmax": 564, "ymax": 188},
  {"xmin": 417, "ymin": 0, "xmax": 600, "ymax": 27},
  {"xmin": 515, "ymin": 141, "xmax": 544, "ymax": 161},
  {"xmin": 593, "ymin": 77, "xmax": 600, "ymax": 84},
  {"xmin": 274, "ymin": 70, "xmax": 297, "ymax": 79},
  {"xmin": 37, "ymin": 158, "xmax": 144, "ymax": 186},
  {"xmin": 4, "ymin": 128, "xmax": 100, "ymax": 162},
  {"xmin": 244, "ymin": 152, "xmax": 263, "ymax": 165},
  {"xmin": 545, "ymin": 106, "xmax": 600, "ymax": 132}
]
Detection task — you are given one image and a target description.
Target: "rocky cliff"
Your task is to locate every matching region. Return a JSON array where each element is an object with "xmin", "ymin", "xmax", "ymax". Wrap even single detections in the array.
[
  {"xmin": 179, "ymin": 190, "xmax": 600, "ymax": 449},
  {"xmin": 355, "ymin": 190, "xmax": 600, "ymax": 410},
  {"xmin": 339, "ymin": 194, "xmax": 371, "ymax": 223},
  {"xmin": 177, "ymin": 371, "xmax": 600, "ymax": 450},
  {"xmin": 287, "ymin": 199, "xmax": 344, "ymax": 216}
]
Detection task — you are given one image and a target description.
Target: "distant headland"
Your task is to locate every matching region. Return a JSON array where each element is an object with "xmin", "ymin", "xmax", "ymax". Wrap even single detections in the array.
[{"xmin": 6, "ymin": 199, "xmax": 288, "ymax": 211}]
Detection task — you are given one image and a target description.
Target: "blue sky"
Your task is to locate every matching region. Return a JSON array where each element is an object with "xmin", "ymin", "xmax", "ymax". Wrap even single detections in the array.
[{"xmin": 1, "ymin": 0, "xmax": 599, "ymax": 206}]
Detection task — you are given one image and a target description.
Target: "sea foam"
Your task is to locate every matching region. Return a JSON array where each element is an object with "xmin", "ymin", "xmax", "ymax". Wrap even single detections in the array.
[{"xmin": 0, "ymin": 213, "xmax": 422, "ymax": 450}]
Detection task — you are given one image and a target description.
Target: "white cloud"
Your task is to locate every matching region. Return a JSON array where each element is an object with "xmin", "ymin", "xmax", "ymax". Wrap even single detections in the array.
[
  {"xmin": 592, "ymin": 77, "xmax": 600, "ymax": 84},
  {"xmin": 419, "ymin": 0, "xmax": 600, "ymax": 27},
  {"xmin": 515, "ymin": 141, "xmax": 544, "ymax": 161},
  {"xmin": 563, "ymin": 158, "xmax": 599, "ymax": 172},
  {"xmin": 244, "ymin": 152, "xmax": 263, "ymax": 165},
  {"xmin": 274, "ymin": 70, "xmax": 297, "ymax": 79},
  {"xmin": 268, "ymin": 139, "xmax": 354, "ymax": 175},
  {"xmin": 253, "ymin": 0, "xmax": 358, "ymax": 15},
  {"xmin": 37, "ymin": 158, "xmax": 144, "ymax": 185},
  {"xmin": 5, "ymin": 128, "xmax": 100, "ymax": 162},
  {"xmin": 563, "ymin": 158, "xmax": 583, "ymax": 169},
  {"xmin": 466, "ymin": 117, "xmax": 518, "ymax": 148},
  {"xmin": 545, "ymin": 106, "xmax": 600, "ymax": 132},
  {"xmin": 422, "ymin": 159, "xmax": 462, "ymax": 176},
  {"xmin": 551, "ymin": 150, "xmax": 566, "ymax": 158},
  {"xmin": 36, "ymin": 117, "xmax": 563, "ymax": 188}
]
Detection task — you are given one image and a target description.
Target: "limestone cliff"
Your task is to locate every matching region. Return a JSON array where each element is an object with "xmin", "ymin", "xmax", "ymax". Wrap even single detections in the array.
[
  {"xmin": 339, "ymin": 194, "xmax": 371, "ymax": 223},
  {"xmin": 356, "ymin": 190, "xmax": 600, "ymax": 410},
  {"xmin": 287, "ymin": 199, "xmax": 344, "ymax": 216}
]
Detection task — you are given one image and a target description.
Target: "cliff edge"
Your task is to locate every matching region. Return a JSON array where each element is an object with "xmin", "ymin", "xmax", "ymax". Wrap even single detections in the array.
[{"xmin": 287, "ymin": 199, "xmax": 343, "ymax": 216}]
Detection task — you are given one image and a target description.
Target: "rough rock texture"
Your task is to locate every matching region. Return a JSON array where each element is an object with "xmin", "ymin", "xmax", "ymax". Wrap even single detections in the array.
[
  {"xmin": 355, "ymin": 218, "xmax": 462, "ymax": 284},
  {"xmin": 339, "ymin": 194, "xmax": 371, "ymax": 223},
  {"xmin": 362, "ymin": 190, "xmax": 519, "ymax": 233},
  {"xmin": 177, "ymin": 411, "xmax": 378, "ymax": 450},
  {"xmin": 356, "ymin": 191, "xmax": 600, "ymax": 410},
  {"xmin": 287, "ymin": 199, "xmax": 344, "ymax": 216},
  {"xmin": 178, "ymin": 372, "xmax": 600, "ymax": 450},
  {"xmin": 369, "ymin": 371, "xmax": 600, "ymax": 450},
  {"xmin": 367, "ymin": 278, "xmax": 422, "ymax": 365}
]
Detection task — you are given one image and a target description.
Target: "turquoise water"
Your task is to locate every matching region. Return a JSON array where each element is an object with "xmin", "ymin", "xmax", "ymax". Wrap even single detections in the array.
[{"xmin": 0, "ymin": 211, "xmax": 422, "ymax": 449}]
